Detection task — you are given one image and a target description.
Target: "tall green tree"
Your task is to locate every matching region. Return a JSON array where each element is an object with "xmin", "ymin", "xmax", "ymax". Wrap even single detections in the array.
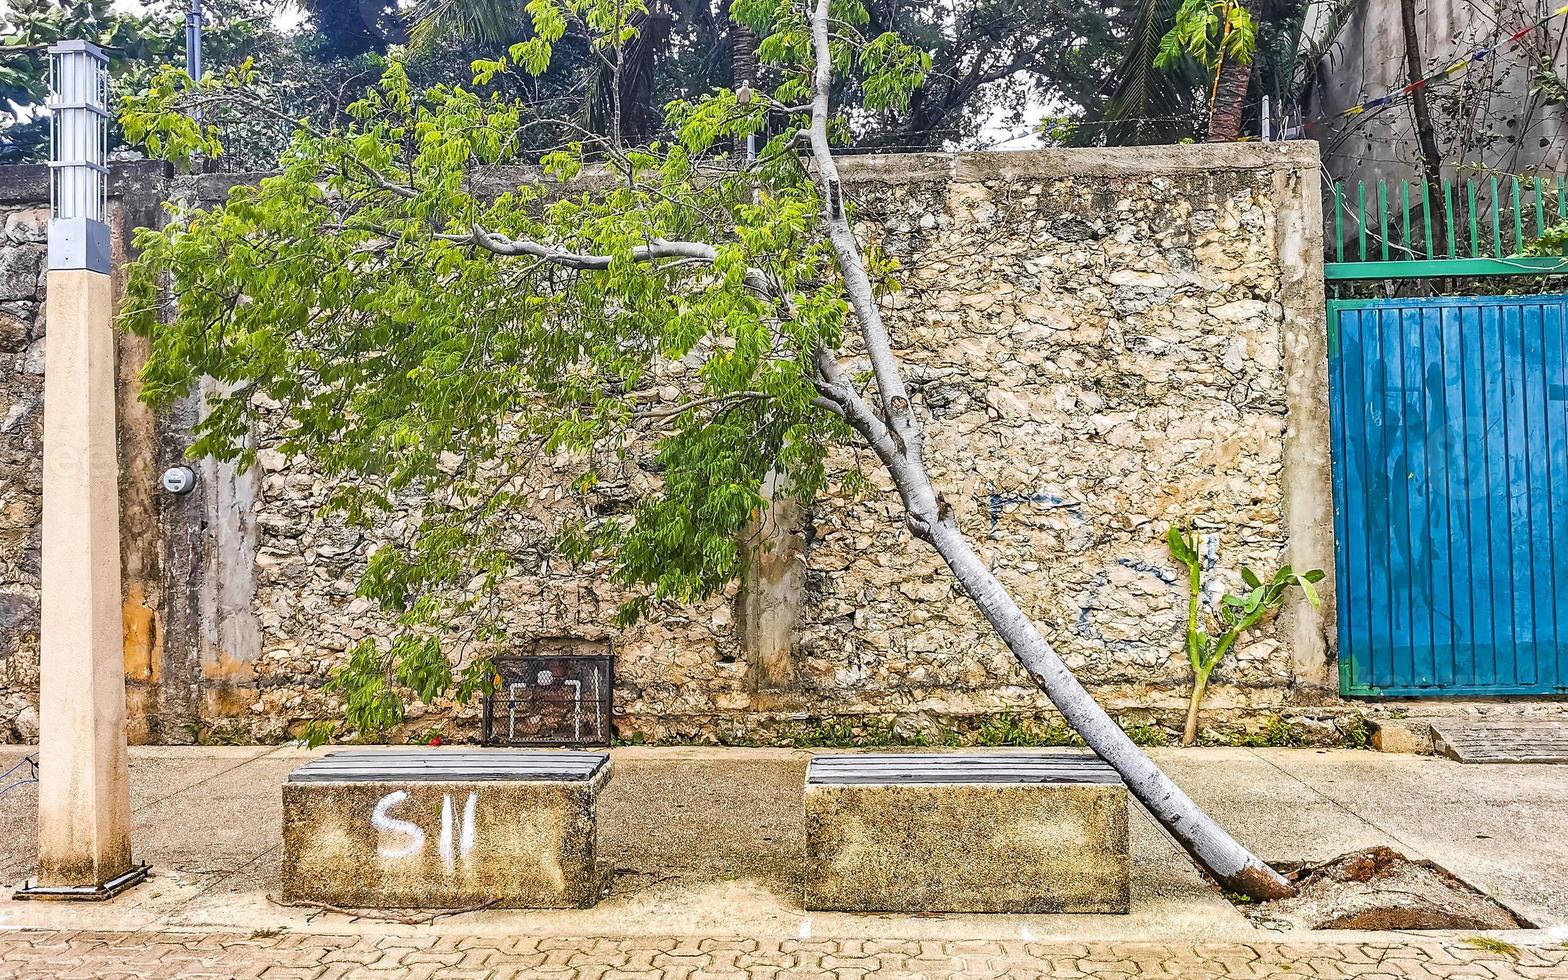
[
  {"xmin": 407, "ymin": 0, "xmax": 1126, "ymax": 147},
  {"xmin": 1089, "ymin": 0, "xmax": 1204, "ymax": 144},
  {"xmin": 296, "ymin": 0, "xmax": 407, "ymax": 57},
  {"xmin": 119, "ymin": 0, "xmax": 1299, "ymax": 902},
  {"xmin": 0, "ymin": 0, "xmax": 367, "ymax": 167},
  {"xmin": 1093, "ymin": 0, "xmax": 1310, "ymax": 144}
]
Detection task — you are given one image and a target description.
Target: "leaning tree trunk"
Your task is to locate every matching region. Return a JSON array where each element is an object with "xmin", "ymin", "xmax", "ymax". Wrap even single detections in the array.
[
  {"xmin": 921, "ymin": 523, "xmax": 1297, "ymax": 899},
  {"xmin": 1205, "ymin": 0, "xmax": 1259, "ymax": 142},
  {"xmin": 801, "ymin": 0, "xmax": 1297, "ymax": 901}
]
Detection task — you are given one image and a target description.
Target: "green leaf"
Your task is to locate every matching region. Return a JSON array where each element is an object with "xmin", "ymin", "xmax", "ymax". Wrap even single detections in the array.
[{"xmin": 115, "ymin": 2, "xmax": 892, "ymax": 730}]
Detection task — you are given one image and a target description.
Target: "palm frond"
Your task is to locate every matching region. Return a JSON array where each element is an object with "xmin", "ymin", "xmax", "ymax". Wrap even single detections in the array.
[
  {"xmin": 408, "ymin": 0, "xmax": 521, "ymax": 48},
  {"xmin": 1084, "ymin": 0, "xmax": 1203, "ymax": 145},
  {"xmin": 1293, "ymin": 0, "xmax": 1363, "ymax": 90}
]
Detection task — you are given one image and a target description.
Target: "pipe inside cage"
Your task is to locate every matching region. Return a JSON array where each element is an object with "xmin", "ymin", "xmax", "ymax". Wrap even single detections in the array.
[{"xmin": 482, "ymin": 650, "xmax": 614, "ymax": 748}]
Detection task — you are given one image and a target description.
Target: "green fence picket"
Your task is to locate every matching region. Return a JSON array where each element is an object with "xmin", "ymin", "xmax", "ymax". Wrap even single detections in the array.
[
  {"xmin": 1444, "ymin": 179, "xmax": 1457, "ymax": 259},
  {"xmin": 1422, "ymin": 182, "xmax": 1435, "ymax": 258},
  {"xmin": 1325, "ymin": 174, "xmax": 1568, "ymax": 279},
  {"xmin": 1490, "ymin": 176, "xmax": 1503, "ymax": 257},
  {"xmin": 1378, "ymin": 180, "xmax": 1390, "ymax": 260},
  {"xmin": 1468, "ymin": 182, "xmax": 1480, "ymax": 258},
  {"xmin": 1358, "ymin": 181, "xmax": 1367, "ymax": 261},
  {"xmin": 1536, "ymin": 176, "xmax": 1548, "ymax": 238},
  {"xmin": 1334, "ymin": 181, "xmax": 1344, "ymax": 262},
  {"xmin": 1400, "ymin": 180, "xmax": 1411, "ymax": 255},
  {"xmin": 1511, "ymin": 177, "xmax": 1524, "ymax": 254}
]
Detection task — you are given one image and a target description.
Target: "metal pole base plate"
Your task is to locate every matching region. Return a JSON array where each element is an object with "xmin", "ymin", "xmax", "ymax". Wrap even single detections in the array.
[{"xmin": 14, "ymin": 863, "xmax": 150, "ymax": 901}]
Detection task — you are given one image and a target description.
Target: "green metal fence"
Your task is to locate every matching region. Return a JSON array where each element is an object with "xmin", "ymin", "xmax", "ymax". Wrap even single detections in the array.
[{"xmin": 1326, "ymin": 175, "xmax": 1568, "ymax": 281}]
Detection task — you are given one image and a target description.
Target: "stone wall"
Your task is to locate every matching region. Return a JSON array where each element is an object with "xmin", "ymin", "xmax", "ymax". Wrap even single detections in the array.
[
  {"xmin": 0, "ymin": 196, "xmax": 47, "ymax": 742},
  {"xmin": 0, "ymin": 144, "xmax": 1339, "ymax": 746}
]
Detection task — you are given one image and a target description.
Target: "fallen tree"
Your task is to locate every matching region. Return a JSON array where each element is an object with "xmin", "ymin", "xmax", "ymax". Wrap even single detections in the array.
[{"xmin": 120, "ymin": 0, "xmax": 1298, "ymax": 899}]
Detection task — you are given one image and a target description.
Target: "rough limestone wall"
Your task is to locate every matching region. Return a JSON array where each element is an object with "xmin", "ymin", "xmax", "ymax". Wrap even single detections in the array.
[
  {"xmin": 790, "ymin": 156, "xmax": 1295, "ymax": 733},
  {"xmin": 238, "ymin": 147, "xmax": 1333, "ymax": 744},
  {"xmin": 0, "ymin": 202, "xmax": 46, "ymax": 742}
]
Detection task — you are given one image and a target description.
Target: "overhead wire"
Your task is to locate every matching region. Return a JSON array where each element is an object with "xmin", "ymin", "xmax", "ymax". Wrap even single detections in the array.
[{"xmin": 1287, "ymin": 1, "xmax": 1568, "ymax": 138}]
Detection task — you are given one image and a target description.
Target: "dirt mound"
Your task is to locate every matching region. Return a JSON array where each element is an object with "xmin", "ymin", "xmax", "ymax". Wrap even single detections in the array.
[{"xmin": 1247, "ymin": 847, "xmax": 1522, "ymax": 931}]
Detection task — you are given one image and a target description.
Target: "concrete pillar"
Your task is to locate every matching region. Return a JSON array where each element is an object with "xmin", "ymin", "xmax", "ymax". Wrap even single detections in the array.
[
  {"xmin": 1274, "ymin": 146, "xmax": 1336, "ymax": 693},
  {"xmin": 28, "ymin": 268, "xmax": 139, "ymax": 894},
  {"xmin": 18, "ymin": 38, "xmax": 146, "ymax": 901}
]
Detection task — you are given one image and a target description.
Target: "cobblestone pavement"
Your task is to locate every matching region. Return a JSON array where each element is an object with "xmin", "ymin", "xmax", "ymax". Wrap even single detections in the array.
[{"xmin": 2, "ymin": 929, "xmax": 1565, "ymax": 979}]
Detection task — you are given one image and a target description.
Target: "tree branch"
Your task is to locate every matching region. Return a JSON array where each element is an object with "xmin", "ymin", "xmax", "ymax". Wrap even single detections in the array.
[
  {"xmin": 633, "ymin": 390, "xmax": 771, "ymax": 421},
  {"xmin": 805, "ymin": 0, "xmax": 923, "ymax": 467},
  {"xmin": 438, "ymin": 225, "xmax": 776, "ymax": 298}
]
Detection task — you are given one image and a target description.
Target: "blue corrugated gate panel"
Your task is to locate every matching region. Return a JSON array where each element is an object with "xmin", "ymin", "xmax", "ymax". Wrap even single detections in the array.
[{"xmin": 1328, "ymin": 294, "xmax": 1568, "ymax": 696}]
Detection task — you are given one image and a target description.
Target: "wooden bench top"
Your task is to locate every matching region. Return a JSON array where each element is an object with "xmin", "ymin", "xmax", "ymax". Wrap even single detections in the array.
[
  {"xmin": 287, "ymin": 749, "xmax": 608, "ymax": 784},
  {"xmin": 806, "ymin": 752, "xmax": 1123, "ymax": 786}
]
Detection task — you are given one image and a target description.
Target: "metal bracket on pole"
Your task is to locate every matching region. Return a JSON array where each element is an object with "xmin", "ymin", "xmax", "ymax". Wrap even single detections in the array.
[{"xmin": 15, "ymin": 864, "xmax": 151, "ymax": 902}]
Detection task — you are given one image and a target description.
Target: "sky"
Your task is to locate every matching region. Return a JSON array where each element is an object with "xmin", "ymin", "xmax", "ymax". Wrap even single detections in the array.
[{"xmin": 112, "ymin": 0, "xmax": 306, "ymax": 31}]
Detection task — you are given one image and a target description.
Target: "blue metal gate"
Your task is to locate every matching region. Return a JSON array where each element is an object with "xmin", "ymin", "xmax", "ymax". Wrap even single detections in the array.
[{"xmin": 1328, "ymin": 294, "xmax": 1568, "ymax": 696}]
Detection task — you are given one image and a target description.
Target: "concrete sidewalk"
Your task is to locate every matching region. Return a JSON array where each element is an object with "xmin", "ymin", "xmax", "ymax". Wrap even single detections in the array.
[{"xmin": 0, "ymin": 745, "xmax": 1565, "ymax": 977}]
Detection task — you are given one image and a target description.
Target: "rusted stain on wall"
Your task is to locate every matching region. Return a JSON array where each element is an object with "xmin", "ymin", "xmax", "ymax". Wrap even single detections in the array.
[{"xmin": 121, "ymin": 585, "xmax": 157, "ymax": 681}]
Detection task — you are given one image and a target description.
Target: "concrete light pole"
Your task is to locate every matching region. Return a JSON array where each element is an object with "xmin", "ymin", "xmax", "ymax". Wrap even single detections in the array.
[{"xmin": 16, "ymin": 40, "xmax": 147, "ymax": 901}]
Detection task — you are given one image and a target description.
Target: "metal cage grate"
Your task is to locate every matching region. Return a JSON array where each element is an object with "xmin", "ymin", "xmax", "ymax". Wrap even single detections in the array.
[
  {"xmin": 481, "ymin": 650, "xmax": 614, "ymax": 748},
  {"xmin": 48, "ymin": 40, "xmax": 110, "ymax": 225}
]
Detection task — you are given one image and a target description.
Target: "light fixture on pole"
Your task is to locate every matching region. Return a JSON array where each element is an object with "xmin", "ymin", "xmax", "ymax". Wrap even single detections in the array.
[
  {"xmin": 16, "ymin": 39, "xmax": 148, "ymax": 902},
  {"xmin": 46, "ymin": 40, "xmax": 110, "ymax": 274}
]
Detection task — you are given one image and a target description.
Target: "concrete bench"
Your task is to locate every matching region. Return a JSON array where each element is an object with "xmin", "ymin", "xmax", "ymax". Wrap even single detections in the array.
[
  {"xmin": 803, "ymin": 752, "xmax": 1129, "ymax": 913},
  {"xmin": 281, "ymin": 749, "xmax": 610, "ymax": 909}
]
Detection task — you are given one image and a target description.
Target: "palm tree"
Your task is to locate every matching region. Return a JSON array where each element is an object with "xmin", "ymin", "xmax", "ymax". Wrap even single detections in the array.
[
  {"xmin": 1093, "ymin": 0, "xmax": 1323, "ymax": 145},
  {"xmin": 1203, "ymin": 0, "xmax": 1259, "ymax": 140},
  {"xmin": 1091, "ymin": 0, "xmax": 1204, "ymax": 145}
]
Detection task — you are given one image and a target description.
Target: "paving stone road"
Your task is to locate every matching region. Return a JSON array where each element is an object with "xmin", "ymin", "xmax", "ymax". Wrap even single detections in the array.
[{"xmin": 1, "ymin": 929, "xmax": 1565, "ymax": 979}]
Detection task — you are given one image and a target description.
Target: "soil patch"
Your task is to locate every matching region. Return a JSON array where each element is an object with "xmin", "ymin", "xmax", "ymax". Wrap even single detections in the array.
[{"xmin": 1244, "ymin": 847, "xmax": 1523, "ymax": 931}]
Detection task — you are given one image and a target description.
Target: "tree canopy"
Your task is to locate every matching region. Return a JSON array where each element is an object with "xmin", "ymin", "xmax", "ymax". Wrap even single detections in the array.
[
  {"xmin": 5, "ymin": 0, "xmax": 1159, "ymax": 165},
  {"xmin": 119, "ymin": 0, "xmax": 920, "ymax": 725},
  {"xmin": 0, "ymin": 0, "xmax": 383, "ymax": 167},
  {"xmin": 404, "ymin": 0, "xmax": 1130, "ymax": 148},
  {"xmin": 120, "ymin": 0, "xmax": 1301, "ymax": 903}
]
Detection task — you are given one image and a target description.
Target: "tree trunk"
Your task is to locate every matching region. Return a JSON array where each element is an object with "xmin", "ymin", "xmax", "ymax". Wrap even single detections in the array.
[
  {"xmin": 1399, "ymin": 0, "xmax": 1447, "ymax": 254},
  {"xmin": 731, "ymin": 18, "xmax": 759, "ymax": 158},
  {"xmin": 1205, "ymin": 0, "xmax": 1258, "ymax": 142},
  {"xmin": 802, "ymin": 0, "xmax": 1296, "ymax": 902},
  {"xmin": 922, "ymin": 521, "xmax": 1295, "ymax": 899},
  {"xmin": 1182, "ymin": 671, "xmax": 1210, "ymax": 747},
  {"xmin": 731, "ymin": 21, "xmax": 758, "ymax": 89}
]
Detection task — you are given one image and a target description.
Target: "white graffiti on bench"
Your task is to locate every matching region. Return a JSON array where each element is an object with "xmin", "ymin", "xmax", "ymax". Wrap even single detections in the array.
[{"xmin": 371, "ymin": 790, "xmax": 478, "ymax": 869}]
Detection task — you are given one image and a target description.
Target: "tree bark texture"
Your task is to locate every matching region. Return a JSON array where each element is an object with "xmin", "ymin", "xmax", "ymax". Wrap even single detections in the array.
[
  {"xmin": 1205, "ymin": 0, "xmax": 1259, "ymax": 141},
  {"xmin": 1400, "ymin": 0, "xmax": 1448, "ymax": 254}
]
